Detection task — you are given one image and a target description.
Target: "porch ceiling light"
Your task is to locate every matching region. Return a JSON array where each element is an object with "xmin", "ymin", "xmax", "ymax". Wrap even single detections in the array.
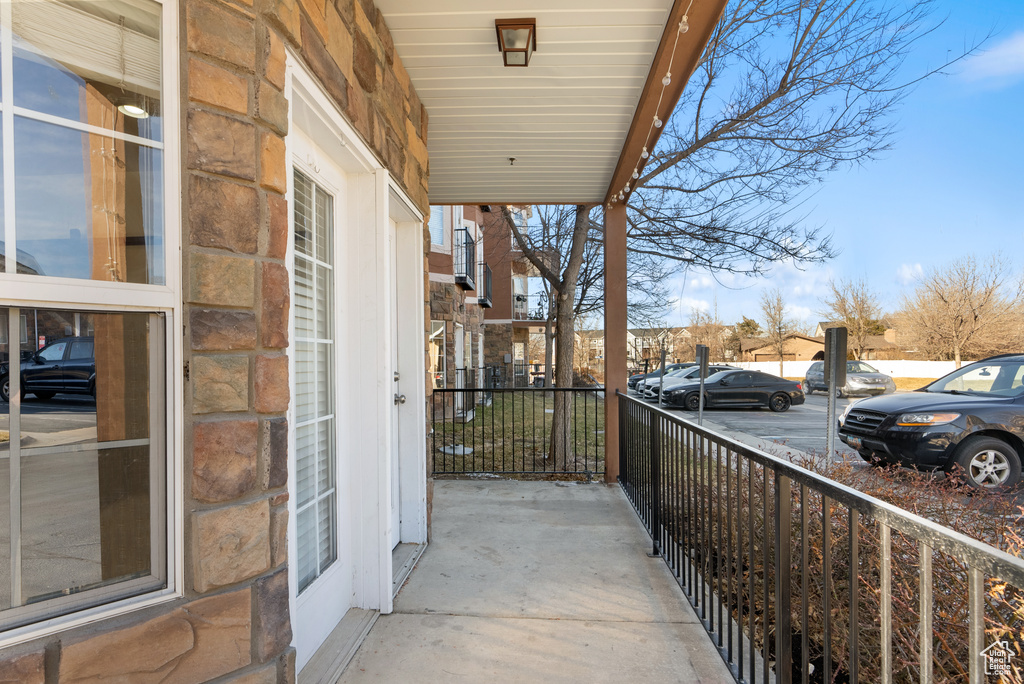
[{"xmin": 495, "ymin": 18, "xmax": 536, "ymax": 67}]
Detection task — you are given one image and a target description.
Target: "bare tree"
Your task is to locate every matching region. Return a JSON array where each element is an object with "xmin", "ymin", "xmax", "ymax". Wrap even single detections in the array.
[
  {"xmin": 760, "ymin": 288, "xmax": 797, "ymax": 376},
  {"xmin": 819, "ymin": 278, "xmax": 883, "ymax": 360},
  {"xmin": 897, "ymin": 255, "xmax": 1023, "ymax": 367},
  {"xmin": 627, "ymin": 0, "xmax": 975, "ymax": 278},
  {"xmin": 686, "ymin": 308, "xmax": 729, "ymax": 362}
]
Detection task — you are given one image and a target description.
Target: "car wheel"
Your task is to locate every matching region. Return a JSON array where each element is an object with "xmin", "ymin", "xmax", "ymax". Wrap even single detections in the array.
[
  {"xmin": 953, "ymin": 436, "xmax": 1021, "ymax": 490},
  {"xmin": 33, "ymin": 391, "xmax": 56, "ymax": 400},
  {"xmin": 835, "ymin": 388, "xmax": 844, "ymax": 398},
  {"xmin": 804, "ymin": 382, "xmax": 813, "ymax": 395},
  {"xmin": 0, "ymin": 375, "xmax": 8, "ymax": 403},
  {"xmin": 769, "ymin": 393, "xmax": 791, "ymax": 413},
  {"xmin": 684, "ymin": 393, "xmax": 701, "ymax": 411}
]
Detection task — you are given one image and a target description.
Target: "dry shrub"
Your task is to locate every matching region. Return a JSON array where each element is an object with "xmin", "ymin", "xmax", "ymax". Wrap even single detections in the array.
[{"xmin": 666, "ymin": 440, "xmax": 1024, "ymax": 684}]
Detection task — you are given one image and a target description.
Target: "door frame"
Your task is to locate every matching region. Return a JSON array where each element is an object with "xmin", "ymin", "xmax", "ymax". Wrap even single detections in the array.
[{"xmin": 285, "ymin": 52, "xmax": 427, "ymax": 671}]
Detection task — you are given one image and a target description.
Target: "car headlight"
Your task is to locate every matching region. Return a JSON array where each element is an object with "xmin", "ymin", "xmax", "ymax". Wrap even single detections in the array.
[{"xmin": 896, "ymin": 412, "xmax": 960, "ymax": 426}]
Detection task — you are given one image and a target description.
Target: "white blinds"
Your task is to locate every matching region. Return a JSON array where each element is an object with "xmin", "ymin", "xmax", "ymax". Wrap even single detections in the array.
[
  {"xmin": 428, "ymin": 206, "xmax": 444, "ymax": 248},
  {"xmin": 12, "ymin": 0, "xmax": 161, "ymax": 95},
  {"xmin": 293, "ymin": 170, "xmax": 337, "ymax": 593}
]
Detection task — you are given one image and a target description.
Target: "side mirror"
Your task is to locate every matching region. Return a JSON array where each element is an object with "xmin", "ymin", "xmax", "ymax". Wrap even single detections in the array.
[{"xmin": 719, "ymin": 378, "xmax": 730, "ymax": 386}]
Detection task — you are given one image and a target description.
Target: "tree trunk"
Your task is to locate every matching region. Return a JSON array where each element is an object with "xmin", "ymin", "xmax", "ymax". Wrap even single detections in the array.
[
  {"xmin": 548, "ymin": 206, "xmax": 590, "ymax": 470},
  {"xmin": 543, "ymin": 315, "xmax": 554, "ymax": 388}
]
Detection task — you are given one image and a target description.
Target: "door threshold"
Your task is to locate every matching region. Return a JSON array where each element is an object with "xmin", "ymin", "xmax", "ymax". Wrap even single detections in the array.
[
  {"xmin": 298, "ymin": 607, "xmax": 379, "ymax": 684},
  {"xmin": 392, "ymin": 542, "xmax": 426, "ymax": 598}
]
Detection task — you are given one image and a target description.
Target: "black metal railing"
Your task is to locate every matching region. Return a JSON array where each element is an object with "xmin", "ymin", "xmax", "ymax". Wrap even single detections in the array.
[
  {"xmin": 431, "ymin": 388, "xmax": 605, "ymax": 477},
  {"xmin": 454, "ymin": 228, "xmax": 476, "ymax": 290},
  {"xmin": 617, "ymin": 391, "xmax": 1024, "ymax": 684},
  {"xmin": 478, "ymin": 263, "xmax": 493, "ymax": 307}
]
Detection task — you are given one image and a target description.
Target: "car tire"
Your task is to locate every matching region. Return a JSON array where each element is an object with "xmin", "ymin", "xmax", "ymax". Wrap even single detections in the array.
[
  {"xmin": 835, "ymin": 388, "xmax": 844, "ymax": 399},
  {"xmin": 684, "ymin": 393, "xmax": 701, "ymax": 411},
  {"xmin": 33, "ymin": 391, "xmax": 56, "ymax": 400},
  {"xmin": 953, "ymin": 436, "xmax": 1022, "ymax": 490},
  {"xmin": 769, "ymin": 393, "xmax": 791, "ymax": 413},
  {"xmin": 0, "ymin": 375, "xmax": 8, "ymax": 403},
  {"xmin": 804, "ymin": 383, "xmax": 813, "ymax": 395}
]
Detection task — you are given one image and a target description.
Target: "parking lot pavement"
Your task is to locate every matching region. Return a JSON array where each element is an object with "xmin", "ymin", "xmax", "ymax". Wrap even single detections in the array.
[{"xmin": 657, "ymin": 392, "xmax": 861, "ymax": 461}]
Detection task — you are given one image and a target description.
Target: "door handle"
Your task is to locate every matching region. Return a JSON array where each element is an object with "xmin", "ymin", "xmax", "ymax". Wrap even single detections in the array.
[{"xmin": 394, "ymin": 393, "xmax": 406, "ymax": 405}]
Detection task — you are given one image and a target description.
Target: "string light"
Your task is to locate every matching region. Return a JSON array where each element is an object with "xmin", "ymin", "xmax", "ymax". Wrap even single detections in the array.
[{"xmin": 610, "ymin": 0, "xmax": 695, "ymax": 205}]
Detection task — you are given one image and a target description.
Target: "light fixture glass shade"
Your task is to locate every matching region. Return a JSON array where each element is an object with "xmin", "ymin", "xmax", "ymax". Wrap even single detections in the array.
[
  {"xmin": 496, "ymin": 19, "xmax": 537, "ymax": 67},
  {"xmin": 116, "ymin": 93, "xmax": 151, "ymax": 119}
]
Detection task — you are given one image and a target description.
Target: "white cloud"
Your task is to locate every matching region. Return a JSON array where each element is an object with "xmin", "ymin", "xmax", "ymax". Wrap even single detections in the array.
[
  {"xmin": 896, "ymin": 263, "xmax": 923, "ymax": 286},
  {"xmin": 786, "ymin": 304, "xmax": 814, "ymax": 324},
  {"xmin": 669, "ymin": 296, "xmax": 710, "ymax": 317},
  {"xmin": 960, "ymin": 31, "xmax": 1024, "ymax": 85}
]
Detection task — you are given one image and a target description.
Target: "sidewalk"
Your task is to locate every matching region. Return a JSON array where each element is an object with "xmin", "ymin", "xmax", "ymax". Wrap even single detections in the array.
[{"xmin": 339, "ymin": 480, "xmax": 733, "ymax": 683}]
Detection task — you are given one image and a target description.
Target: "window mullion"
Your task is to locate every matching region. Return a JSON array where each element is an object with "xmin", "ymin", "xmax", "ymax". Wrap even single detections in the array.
[
  {"xmin": 7, "ymin": 307, "xmax": 23, "ymax": 608},
  {"xmin": 2, "ymin": 1, "xmax": 17, "ymax": 276}
]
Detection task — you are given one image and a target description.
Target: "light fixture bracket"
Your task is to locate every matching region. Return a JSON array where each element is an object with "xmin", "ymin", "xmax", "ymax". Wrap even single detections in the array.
[{"xmin": 495, "ymin": 18, "xmax": 537, "ymax": 67}]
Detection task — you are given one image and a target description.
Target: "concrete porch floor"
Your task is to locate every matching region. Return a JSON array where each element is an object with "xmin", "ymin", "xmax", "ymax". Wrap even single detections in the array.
[{"xmin": 339, "ymin": 480, "xmax": 733, "ymax": 683}]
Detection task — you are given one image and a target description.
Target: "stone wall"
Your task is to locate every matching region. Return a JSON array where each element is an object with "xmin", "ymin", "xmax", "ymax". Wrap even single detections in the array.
[{"xmin": 0, "ymin": 0, "xmax": 429, "ymax": 679}]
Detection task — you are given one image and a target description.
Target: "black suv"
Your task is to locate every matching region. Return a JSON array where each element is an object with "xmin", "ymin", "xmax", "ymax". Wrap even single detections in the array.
[
  {"xmin": 838, "ymin": 354, "xmax": 1024, "ymax": 489},
  {"xmin": 0, "ymin": 337, "xmax": 96, "ymax": 402}
]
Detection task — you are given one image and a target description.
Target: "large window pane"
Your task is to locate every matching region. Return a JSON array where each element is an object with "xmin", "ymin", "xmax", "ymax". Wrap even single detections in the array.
[
  {"xmin": 14, "ymin": 117, "xmax": 164, "ymax": 283},
  {"xmin": 0, "ymin": 308, "xmax": 164, "ymax": 629},
  {"xmin": 10, "ymin": 0, "xmax": 163, "ymax": 142}
]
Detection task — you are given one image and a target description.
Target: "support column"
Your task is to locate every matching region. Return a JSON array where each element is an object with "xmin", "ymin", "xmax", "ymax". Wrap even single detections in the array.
[{"xmin": 603, "ymin": 203, "xmax": 627, "ymax": 483}]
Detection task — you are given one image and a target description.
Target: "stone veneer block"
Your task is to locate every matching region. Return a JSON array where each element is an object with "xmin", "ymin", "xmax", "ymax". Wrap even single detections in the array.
[
  {"xmin": 254, "ymin": 569, "xmax": 293, "ymax": 662},
  {"xmin": 191, "ymin": 308, "xmax": 258, "ymax": 350},
  {"xmin": 266, "ymin": 416, "xmax": 288, "ymax": 488},
  {"xmin": 259, "ymin": 131, "xmax": 287, "ymax": 194},
  {"xmin": 189, "ymin": 252, "xmax": 255, "ymax": 307},
  {"xmin": 186, "ymin": 0, "xmax": 256, "ymax": 70},
  {"xmin": 265, "ymin": 193, "xmax": 289, "ymax": 260},
  {"xmin": 325, "ymin": 5, "xmax": 354, "ymax": 83},
  {"xmin": 223, "ymin": 663, "xmax": 278, "ymax": 684},
  {"xmin": 193, "ymin": 500, "xmax": 271, "ymax": 592},
  {"xmin": 188, "ymin": 58, "xmax": 248, "ymax": 114},
  {"xmin": 352, "ymin": 29, "xmax": 377, "ymax": 94},
  {"xmin": 261, "ymin": 262, "xmax": 290, "ymax": 348},
  {"xmin": 270, "ymin": 506, "xmax": 288, "ymax": 567},
  {"xmin": 192, "ymin": 355, "xmax": 250, "ymax": 414},
  {"xmin": 0, "ymin": 651, "xmax": 44, "ymax": 684},
  {"xmin": 264, "ymin": 28, "xmax": 287, "ymax": 89},
  {"xmin": 187, "ymin": 110, "xmax": 257, "ymax": 182},
  {"xmin": 189, "ymin": 176, "xmax": 260, "ymax": 253},
  {"xmin": 60, "ymin": 589, "xmax": 252, "ymax": 684},
  {"xmin": 254, "ymin": 354, "xmax": 289, "ymax": 413},
  {"xmin": 193, "ymin": 419, "xmax": 259, "ymax": 502},
  {"xmin": 256, "ymin": 80, "xmax": 289, "ymax": 136},
  {"xmin": 300, "ymin": 15, "xmax": 349, "ymax": 111}
]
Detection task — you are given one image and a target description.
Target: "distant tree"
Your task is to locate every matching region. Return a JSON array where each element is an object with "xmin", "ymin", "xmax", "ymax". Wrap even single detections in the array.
[
  {"xmin": 819, "ymin": 278, "xmax": 882, "ymax": 360},
  {"xmin": 686, "ymin": 308, "xmax": 729, "ymax": 362},
  {"xmin": 760, "ymin": 289, "xmax": 797, "ymax": 376},
  {"xmin": 726, "ymin": 316, "xmax": 762, "ymax": 359},
  {"xmin": 897, "ymin": 255, "xmax": 1023, "ymax": 367}
]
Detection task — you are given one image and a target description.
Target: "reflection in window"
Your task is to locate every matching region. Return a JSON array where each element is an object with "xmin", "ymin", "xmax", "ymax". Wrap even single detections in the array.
[
  {"xmin": 429, "ymin": 321, "xmax": 445, "ymax": 389},
  {"xmin": 1, "ymin": 0, "xmax": 164, "ymax": 284},
  {"xmin": 0, "ymin": 307, "xmax": 165, "ymax": 629}
]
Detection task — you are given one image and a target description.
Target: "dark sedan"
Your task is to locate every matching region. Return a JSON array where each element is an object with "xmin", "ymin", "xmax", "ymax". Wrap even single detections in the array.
[
  {"xmin": 838, "ymin": 354, "xmax": 1024, "ymax": 490},
  {"xmin": 628, "ymin": 362, "xmax": 694, "ymax": 392},
  {"xmin": 662, "ymin": 369, "xmax": 805, "ymax": 412},
  {"xmin": 0, "ymin": 337, "xmax": 96, "ymax": 402}
]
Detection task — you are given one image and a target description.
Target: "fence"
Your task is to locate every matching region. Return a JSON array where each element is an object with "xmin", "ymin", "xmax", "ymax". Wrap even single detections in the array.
[
  {"xmin": 431, "ymin": 388, "xmax": 604, "ymax": 478},
  {"xmin": 618, "ymin": 391, "xmax": 1024, "ymax": 684}
]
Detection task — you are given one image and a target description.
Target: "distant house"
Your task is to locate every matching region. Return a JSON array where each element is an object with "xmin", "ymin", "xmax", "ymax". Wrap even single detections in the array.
[{"xmin": 741, "ymin": 334, "xmax": 826, "ymax": 362}]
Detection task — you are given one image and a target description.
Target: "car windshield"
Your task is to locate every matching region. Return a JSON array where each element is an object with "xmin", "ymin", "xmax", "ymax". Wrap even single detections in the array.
[
  {"xmin": 847, "ymin": 361, "xmax": 878, "ymax": 373},
  {"xmin": 924, "ymin": 360, "xmax": 1024, "ymax": 397}
]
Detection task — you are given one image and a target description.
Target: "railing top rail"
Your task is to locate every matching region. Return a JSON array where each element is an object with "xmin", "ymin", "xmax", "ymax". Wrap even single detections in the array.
[
  {"xmin": 434, "ymin": 386, "xmax": 603, "ymax": 393},
  {"xmin": 617, "ymin": 390, "xmax": 1024, "ymax": 587}
]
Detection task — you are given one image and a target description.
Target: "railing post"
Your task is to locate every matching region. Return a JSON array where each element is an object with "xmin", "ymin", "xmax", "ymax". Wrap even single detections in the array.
[
  {"xmin": 649, "ymin": 412, "xmax": 661, "ymax": 557},
  {"xmin": 618, "ymin": 393, "xmax": 627, "ymax": 485},
  {"xmin": 775, "ymin": 472, "xmax": 793, "ymax": 684}
]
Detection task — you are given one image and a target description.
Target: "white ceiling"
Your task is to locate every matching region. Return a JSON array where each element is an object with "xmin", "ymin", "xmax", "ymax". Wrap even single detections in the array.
[{"xmin": 374, "ymin": 0, "xmax": 675, "ymax": 205}]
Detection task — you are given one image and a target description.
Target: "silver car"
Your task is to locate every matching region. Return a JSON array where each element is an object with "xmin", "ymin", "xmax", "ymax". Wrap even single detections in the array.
[{"xmin": 804, "ymin": 360, "xmax": 896, "ymax": 397}]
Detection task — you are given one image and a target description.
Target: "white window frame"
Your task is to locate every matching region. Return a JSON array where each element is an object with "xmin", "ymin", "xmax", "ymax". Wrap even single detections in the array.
[{"xmin": 0, "ymin": 0, "xmax": 182, "ymax": 649}]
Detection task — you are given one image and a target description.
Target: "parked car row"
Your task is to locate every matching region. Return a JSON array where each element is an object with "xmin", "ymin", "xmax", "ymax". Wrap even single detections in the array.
[
  {"xmin": 804, "ymin": 360, "xmax": 896, "ymax": 397},
  {"xmin": 631, "ymin": 366, "xmax": 804, "ymax": 413}
]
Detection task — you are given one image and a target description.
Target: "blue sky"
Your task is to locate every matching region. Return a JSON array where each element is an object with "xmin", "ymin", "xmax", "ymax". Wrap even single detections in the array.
[{"xmin": 665, "ymin": 0, "xmax": 1024, "ymax": 330}]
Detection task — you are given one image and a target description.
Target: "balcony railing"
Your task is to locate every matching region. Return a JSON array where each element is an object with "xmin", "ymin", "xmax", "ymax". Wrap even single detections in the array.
[
  {"xmin": 617, "ymin": 392, "xmax": 1024, "ymax": 684},
  {"xmin": 512, "ymin": 292, "xmax": 547, "ymax": 321},
  {"xmin": 431, "ymin": 387, "xmax": 604, "ymax": 478},
  {"xmin": 478, "ymin": 263, "xmax": 492, "ymax": 308},
  {"xmin": 454, "ymin": 227, "xmax": 476, "ymax": 291}
]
